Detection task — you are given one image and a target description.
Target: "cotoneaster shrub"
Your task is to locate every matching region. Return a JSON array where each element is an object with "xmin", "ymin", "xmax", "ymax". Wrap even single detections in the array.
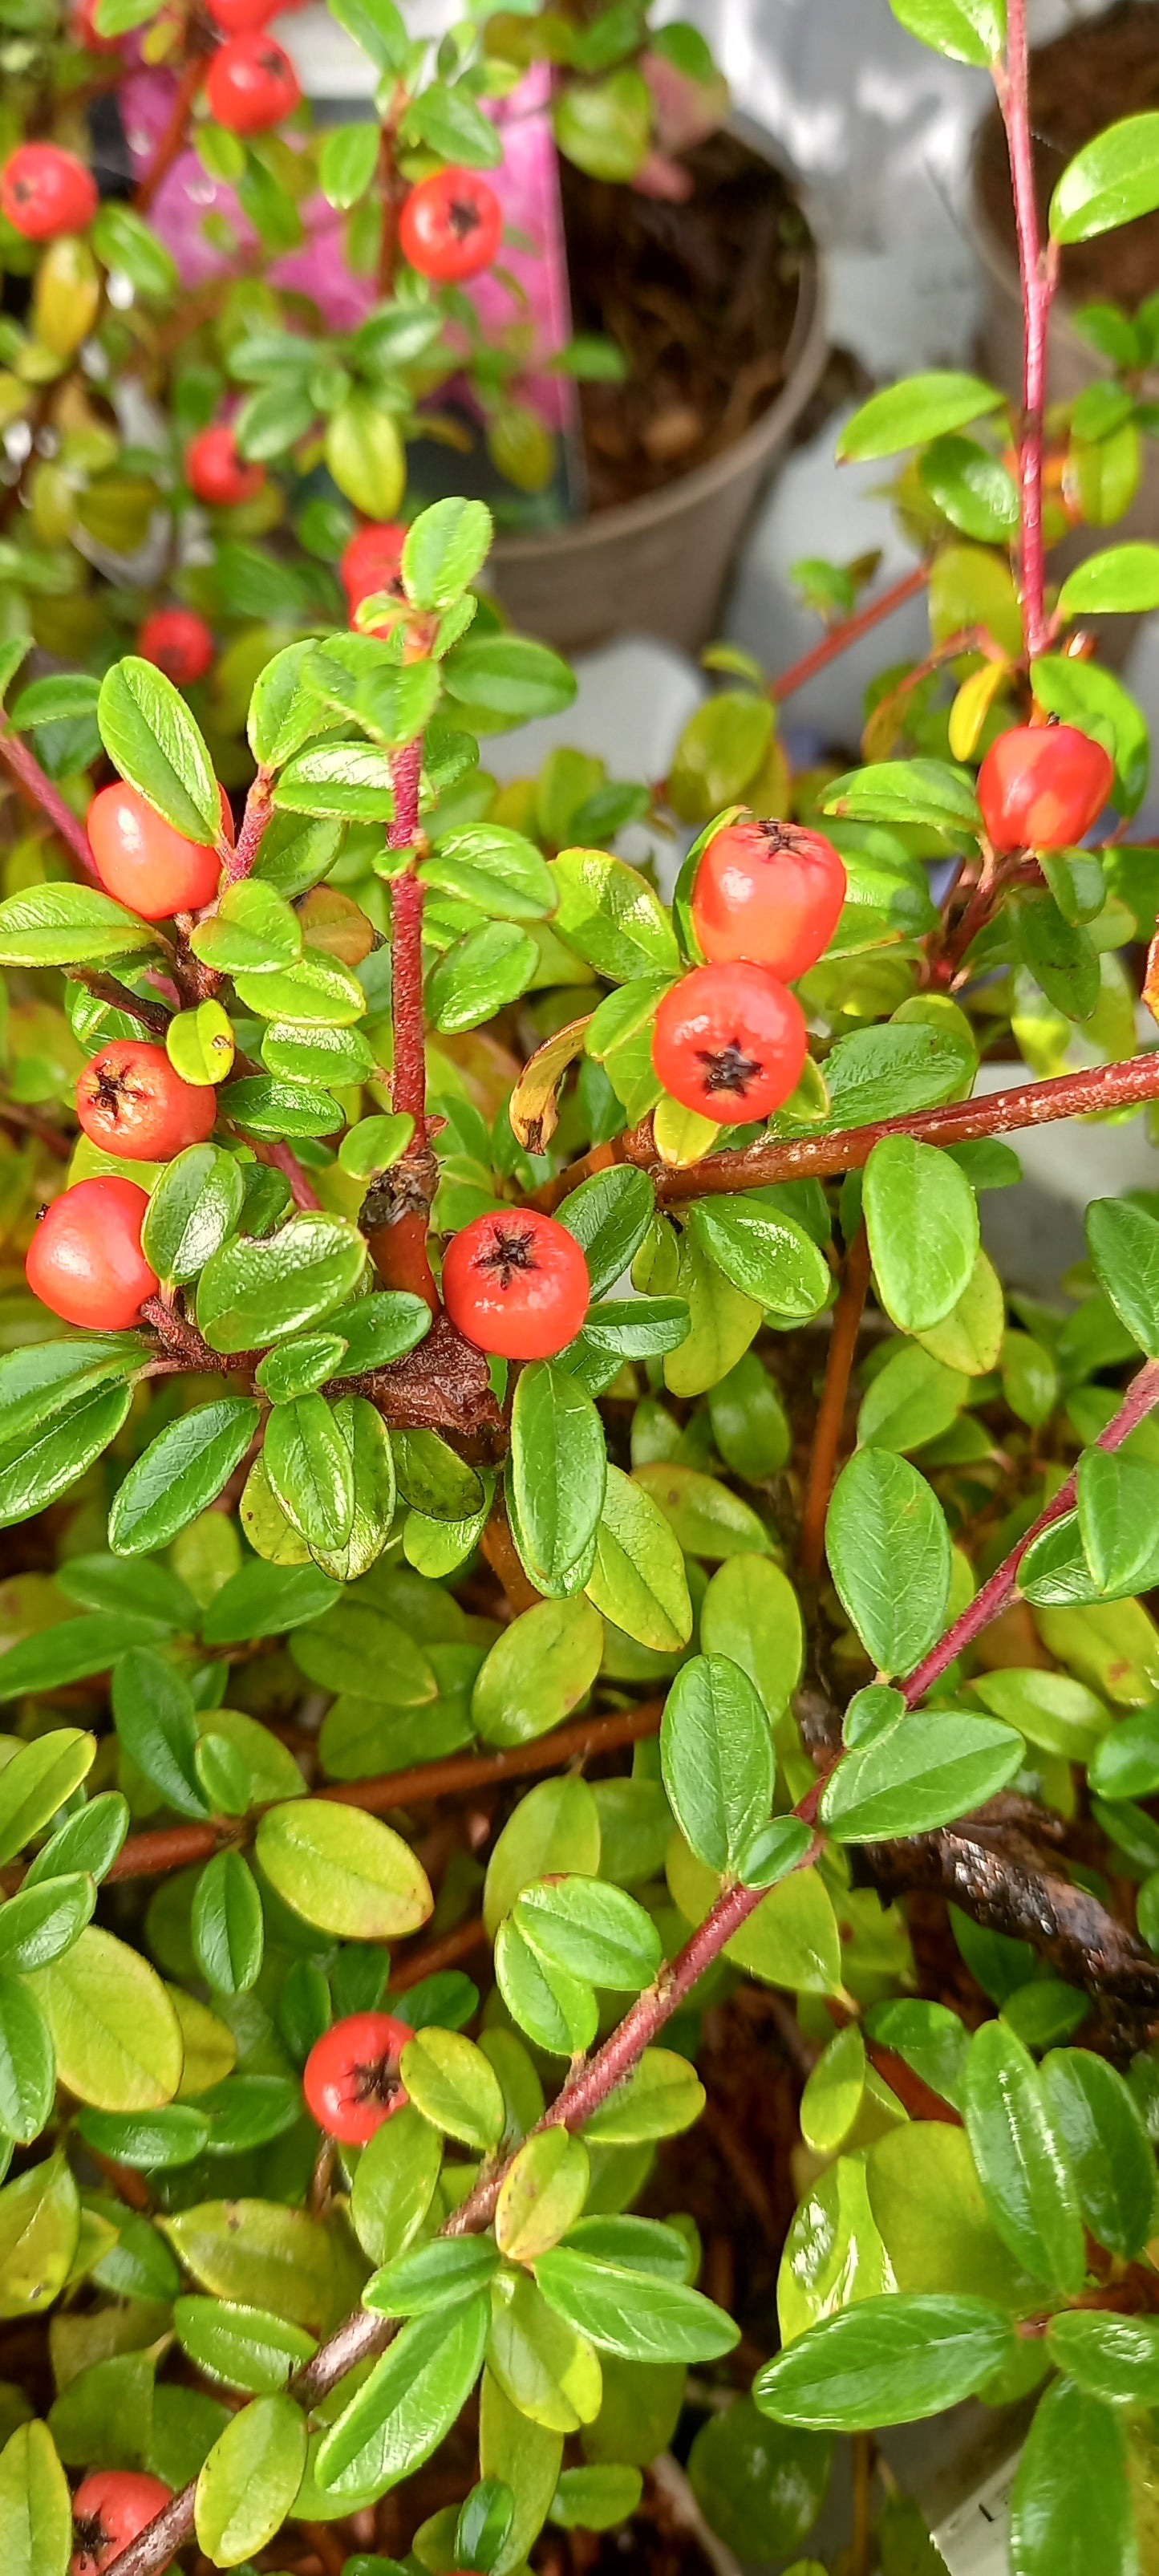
[{"xmin": 3, "ymin": 3, "xmax": 1159, "ymax": 2575}]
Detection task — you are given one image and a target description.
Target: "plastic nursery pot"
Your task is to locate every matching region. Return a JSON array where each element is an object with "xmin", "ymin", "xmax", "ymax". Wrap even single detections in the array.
[
  {"xmin": 490, "ymin": 125, "xmax": 829, "ymax": 658},
  {"xmin": 970, "ymin": 2, "xmax": 1159, "ymax": 669}
]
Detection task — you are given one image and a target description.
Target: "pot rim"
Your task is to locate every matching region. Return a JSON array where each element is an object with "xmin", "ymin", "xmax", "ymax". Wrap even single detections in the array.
[{"xmin": 492, "ymin": 117, "xmax": 829, "ymax": 565}]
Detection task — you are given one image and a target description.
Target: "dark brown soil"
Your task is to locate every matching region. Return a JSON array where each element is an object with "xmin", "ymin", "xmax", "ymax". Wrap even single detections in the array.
[
  {"xmin": 976, "ymin": 0, "xmax": 1159, "ymax": 310},
  {"xmin": 560, "ymin": 132, "xmax": 813, "ymax": 513}
]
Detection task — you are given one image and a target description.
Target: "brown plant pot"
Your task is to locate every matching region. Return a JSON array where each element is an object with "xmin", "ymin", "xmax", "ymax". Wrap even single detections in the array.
[
  {"xmin": 971, "ymin": 5, "xmax": 1159, "ymax": 665},
  {"xmin": 490, "ymin": 135, "xmax": 829, "ymax": 659}
]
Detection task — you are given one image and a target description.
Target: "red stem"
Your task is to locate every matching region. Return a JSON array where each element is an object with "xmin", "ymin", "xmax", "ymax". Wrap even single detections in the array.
[
  {"xmin": 132, "ymin": 45, "xmax": 207, "ymax": 213},
  {"xmin": 997, "ymin": 0, "xmax": 1056, "ymax": 662},
  {"xmin": 264, "ymin": 1140, "xmax": 321, "ymax": 1213},
  {"xmin": 768, "ymin": 563, "xmax": 930, "ymax": 704},
  {"xmin": 902, "ymin": 1356, "xmax": 1159, "ymax": 1705},
  {"xmin": 223, "ymin": 768, "xmax": 274, "ymax": 883},
  {"xmin": 0, "ymin": 729, "xmax": 100, "ymax": 881},
  {"xmin": 654, "ymin": 1049, "xmax": 1159, "ymax": 1202},
  {"xmin": 87, "ymin": 1700, "xmax": 666, "ymax": 1891},
  {"xmin": 800, "ymin": 1222, "xmax": 871, "ymax": 1582}
]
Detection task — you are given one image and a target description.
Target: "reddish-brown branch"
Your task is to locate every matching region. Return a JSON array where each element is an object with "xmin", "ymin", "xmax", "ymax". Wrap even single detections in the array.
[
  {"xmin": 799, "ymin": 1222, "xmax": 871, "ymax": 1581},
  {"xmin": 132, "ymin": 45, "xmax": 208, "ymax": 213},
  {"xmin": 996, "ymin": 0, "xmax": 1056, "ymax": 660},
  {"xmin": 264, "ymin": 1140, "xmax": 322, "ymax": 1213},
  {"xmin": 376, "ymin": 124, "xmax": 399, "ymax": 298},
  {"xmin": 902, "ymin": 1356, "xmax": 1159, "ymax": 1706},
  {"xmin": 94, "ymin": 1701, "xmax": 665, "ymax": 1886},
  {"xmin": 479, "ymin": 1502, "xmax": 542, "ymax": 1616},
  {"xmin": 652, "ymin": 1049, "xmax": 1159, "ymax": 1202},
  {"xmin": 768, "ymin": 562, "xmax": 930, "ymax": 704},
  {"xmin": 104, "ymin": 1852, "xmax": 819, "ymax": 2576},
  {"xmin": 388, "ymin": 1914, "xmax": 487, "ymax": 1990},
  {"xmin": 0, "ymin": 728, "xmax": 100, "ymax": 880}
]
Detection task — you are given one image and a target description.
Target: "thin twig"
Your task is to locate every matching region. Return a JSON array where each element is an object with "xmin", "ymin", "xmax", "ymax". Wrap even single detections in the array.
[
  {"xmin": 799, "ymin": 1221, "xmax": 871, "ymax": 1581},
  {"xmin": 0, "ymin": 728, "xmax": 100, "ymax": 880},
  {"xmin": 995, "ymin": 0, "xmax": 1056, "ymax": 660},
  {"xmin": 132, "ymin": 45, "xmax": 208, "ymax": 214},
  {"xmin": 89, "ymin": 1700, "xmax": 665, "ymax": 1888},
  {"xmin": 103, "ymin": 1857, "xmax": 825, "ymax": 2576},
  {"xmin": 902, "ymin": 1356, "xmax": 1159, "ymax": 1705},
  {"xmin": 768, "ymin": 562, "xmax": 930, "ymax": 704}
]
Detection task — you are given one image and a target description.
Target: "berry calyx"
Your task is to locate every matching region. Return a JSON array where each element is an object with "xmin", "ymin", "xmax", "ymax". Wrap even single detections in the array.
[
  {"xmin": 87, "ymin": 781, "xmax": 221, "ymax": 920},
  {"xmin": 341, "ymin": 519, "xmax": 407, "ymax": 618},
  {"xmin": 26, "ymin": 1178, "xmax": 158, "ymax": 1331},
  {"xmin": 76, "ymin": 1041, "xmax": 217, "ymax": 1161},
  {"xmin": 0, "ymin": 144, "xmax": 98, "ymax": 241},
  {"xmin": 976, "ymin": 722, "xmax": 1114, "ymax": 853},
  {"xmin": 652, "ymin": 960, "xmax": 808, "ymax": 1123},
  {"xmin": 442, "ymin": 1209, "xmax": 590, "ymax": 1361},
  {"xmin": 71, "ymin": 2469, "xmax": 174, "ymax": 2576},
  {"xmin": 185, "ymin": 422, "xmax": 265, "ymax": 509},
  {"xmin": 205, "ymin": 31, "xmax": 301, "ymax": 133},
  {"xmin": 206, "ymin": 0, "xmax": 278, "ymax": 30},
  {"xmin": 399, "ymin": 168, "xmax": 504, "ymax": 282},
  {"xmin": 303, "ymin": 2010, "xmax": 412, "ymax": 2145},
  {"xmin": 691, "ymin": 815, "xmax": 847, "ymax": 980},
  {"xmin": 137, "ymin": 606, "xmax": 215, "ymax": 687}
]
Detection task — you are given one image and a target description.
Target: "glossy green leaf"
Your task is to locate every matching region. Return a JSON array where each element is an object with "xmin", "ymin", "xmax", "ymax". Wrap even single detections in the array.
[
  {"xmin": 821, "ymin": 1710, "xmax": 1023, "ymax": 1841},
  {"xmin": 472, "ymin": 1596, "xmax": 605, "ymax": 1748},
  {"xmin": 686, "ymin": 1197, "xmax": 829, "ymax": 1320},
  {"xmin": 1051, "ymin": 112, "xmax": 1159, "ymax": 245},
  {"xmin": 1009, "ymin": 2376, "xmax": 1134, "ymax": 2576},
  {"xmin": 0, "ymin": 882, "xmax": 160, "ymax": 968},
  {"xmin": 962, "ymin": 2019, "xmax": 1085, "ymax": 2292},
  {"xmin": 30, "ymin": 1927, "xmax": 181, "ymax": 2111},
  {"xmin": 509, "ymin": 1362, "xmax": 605, "ymax": 1591},
  {"xmin": 398, "ymin": 2028, "xmax": 505, "ymax": 2149},
  {"xmin": 197, "ymin": 1215, "xmax": 367, "ymax": 1353},
  {"xmin": 111, "ymin": 1649, "xmax": 208, "ymax": 1819},
  {"xmin": 584, "ymin": 1466, "xmax": 692, "ymax": 1653},
  {"xmin": 864, "ymin": 1136, "xmax": 979, "ymax": 1331},
  {"xmin": 837, "ymin": 373, "xmax": 1004, "ymax": 462},
  {"xmin": 885, "ymin": 0, "xmax": 1004, "ymax": 63},
  {"xmin": 661, "ymin": 1653, "xmax": 774, "ymax": 1874},
  {"xmin": 192, "ymin": 1850, "xmax": 265, "ymax": 1997},
  {"xmin": 1087, "ymin": 1195, "xmax": 1159, "ymax": 1356},
  {"xmin": 0, "ymin": 1730, "xmax": 95, "ymax": 1858},
  {"xmin": 0, "ymin": 2420, "xmax": 71, "ymax": 2576},
  {"xmin": 315, "ymin": 2296, "xmax": 489, "ymax": 2493},
  {"xmin": 1041, "ymin": 2048, "xmax": 1155, "ymax": 2260},
  {"xmin": 254, "ymin": 1799, "xmax": 432, "ymax": 1939},
  {"xmin": 173, "ymin": 2298, "xmax": 317, "ymax": 2395},
  {"xmin": 195, "ymin": 2391, "xmax": 307, "ymax": 2566},
  {"xmin": 753, "ymin": 2294, "xmax": 1015, "ymax": 2431},
  {"xmin": 825, "ymin": 1449, "xmax": 950, "ymax": 1675},
  {"xmin": 98, "ymin": 656, "xmax": 220, "ymax": 843}
]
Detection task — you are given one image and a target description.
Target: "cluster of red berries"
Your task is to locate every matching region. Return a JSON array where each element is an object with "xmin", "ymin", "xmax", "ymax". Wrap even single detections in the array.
[
  {"xmin": 653, "ymin": 817, "xmax": 847, "ymax": 1124},
  {"xmin": 26, "ymin": 775, "xmax": 230, "ymax": 1329},
  {"xmin": 0, "ymin": 142, "xmax": 96, "ymax": 240}
]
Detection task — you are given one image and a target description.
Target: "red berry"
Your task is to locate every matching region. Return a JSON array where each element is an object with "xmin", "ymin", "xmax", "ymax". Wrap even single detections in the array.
[
  {"xmin": 399, "ymin": 168, "xmax": 503, "ymax": 282},
  {"xmin": 652, "ymin": 961, "xmax": 807, "ymax": 1124},
  {"xmin": 27, "ymin": 1178, "xmax": 158, "ymax": 1332},
  {"xmin": 0, "ymin": 143, "xmax": 98, "ymax": 241},
  {"xmin": 205, "ymin": 32, "xmax": 301, "ymax": 134},
  {"xmin": 206, "ymin": 0, "xmax": 278, "ymax": 30},
  {"xmin": 303, "ymin": 2011, "xmax": 412, "ymax": 2146},
  {"xmin": 691, "ymin": 816, "xmax": 847, "ymax": 980},
  {"xmin": 185, "ymin": 422, "xmax": 265, "ymax": 509},
  {"xmin": 77, "ymin": 1041, "xmax": 217, "ymax": 1162},
  {"xmin": 341, "ymin": 519, "xmax": 407, "ymax": 612},
  {"xmin": 442, "ymin": 1209, "xmax": 590, "ymax": 1361},
  {"xmin": 137, "ymin": 606, "xmax": 215, "ymax": 688},
  {"xmin": 87, "ymin": 782, "xmax": 221, "ymax": 921},
  {"xmin": 976, "ymin": 723, "xmax": 1114, "ymax": 854},
  {"xmin": 71, "ymin": 2470, "xmax": 173, "ymax": 2576}
]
